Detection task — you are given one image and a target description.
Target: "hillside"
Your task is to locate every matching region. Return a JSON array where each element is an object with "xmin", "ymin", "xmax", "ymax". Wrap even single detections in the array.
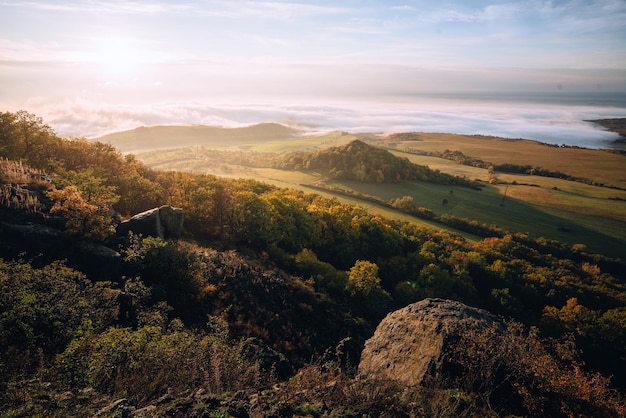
[
  {"xmin": 128, "ymin": 132, "xmax": 626, "ymax": 259},
  {"xmin": 94, "ymin": 122, "xmax": 302, "ymax": 153},
  {"xmin": 587, "ymin": 118, "xmax": 626, "ymax": 140},
  {"xmin": 385, "ymin": 131, "xmax": 626, "ymax": 190},
  {"xmin": 1, "ymin": 111, "xmax": 626, "ymax": 416},
  {"xmin": 276, "ymin": 139, "xmax": 477, "ymax": 187}
]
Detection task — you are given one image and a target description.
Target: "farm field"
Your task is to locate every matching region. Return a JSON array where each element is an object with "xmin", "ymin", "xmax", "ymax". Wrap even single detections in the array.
[
  {"xmin": 322, "ymin": 178, "xmax": 626, "ymax": 258},
  {"xmin": 248, "ymin": 131, "xmax": 359, "ymax": 152},
  {"xmin": 130, "ymin": 128, "xmax": 626, "ymax": 259},
  {"xmin": 387, "ymin": 132, "xmax": 626, "ymax": 189}
]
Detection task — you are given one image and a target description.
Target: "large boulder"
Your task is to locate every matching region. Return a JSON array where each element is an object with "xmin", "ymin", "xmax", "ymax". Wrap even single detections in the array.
[
  {"xmin": 0, "ymin": 221, "xmax": 121, "ymax": 281},
  {"xmin": 358, "ymin": 298, "xmax": 503, "ymax": 387},
  {"xmin": 117, "ymin": 205, "xmax": 183, "ymax": 239}
]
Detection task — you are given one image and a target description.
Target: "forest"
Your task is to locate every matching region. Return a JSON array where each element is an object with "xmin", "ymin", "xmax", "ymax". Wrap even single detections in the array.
[{"xmin": 1, "ymin": 110, "xmax": 625, "ymax": 417}]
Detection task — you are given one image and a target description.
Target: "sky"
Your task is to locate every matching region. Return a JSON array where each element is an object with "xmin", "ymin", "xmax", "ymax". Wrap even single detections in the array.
[{"xmin": 1, "ymin": 0, "xmax": 626, "ymax": 142}]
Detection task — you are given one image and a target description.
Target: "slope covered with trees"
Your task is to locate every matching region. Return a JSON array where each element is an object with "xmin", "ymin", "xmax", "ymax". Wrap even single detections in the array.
[
  {"xmin": 1, "ymin": 111, "xmax": 625, "ymax": 416},
  {"xmin": 276, "ymin": 139, "xmax": 478, "ymax": 187}
]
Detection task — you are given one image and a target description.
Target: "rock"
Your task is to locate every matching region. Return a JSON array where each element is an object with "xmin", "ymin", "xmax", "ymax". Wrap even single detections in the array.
[
  {"xmin": 0, "ymin": 221, "xmax": 121, "ymax": 281},
  {"xmin": 132, "ymin": 405, "xmax": 156, "ymax": 416},
  {"xmin": 358, "ymin": 298, "xmax": 503, "ymax": 387},
  {"xmin": 117, "ymin": 205, "xmax": 183, "ymax": 239},
  {"xmin": 320, "ymin": 337, "xmax": 363, "ymax": 371},
  {"xmin": 155, "ymin": 391, "xmax": 175, "ymax": 405},
  {"xmin": 242, "ymin": 337, "xmax": 293, "ymax": 380},
  {"xmin": 93, "ymin": 398, "xmax": 132, "ymax": 417},
  {"xmin": 226, "ymin": 391, "xmax": 250, "ymax": 418}
]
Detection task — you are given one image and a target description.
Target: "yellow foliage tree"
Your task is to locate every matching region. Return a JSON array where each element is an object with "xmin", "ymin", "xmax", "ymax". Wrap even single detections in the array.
[
  {"xmin": 47, "ymin": 185, "xmax": 116, "ymax": 241},
  {"xmin": 347, "ymin": 260, "xmax": 382, "ymax": 297}
]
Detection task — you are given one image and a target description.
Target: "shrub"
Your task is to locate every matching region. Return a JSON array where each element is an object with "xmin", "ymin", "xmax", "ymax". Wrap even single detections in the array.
[
  {"xmin": 0, "ymin": 259, "xmax": 118, "ymax": 372},
  {"xmin": 441, "ymin": 321, "xmax": 625, "ymax": 417},
  {"xmin": 56, "ymin": 318, "xmax": 259, "ymax": 405}
]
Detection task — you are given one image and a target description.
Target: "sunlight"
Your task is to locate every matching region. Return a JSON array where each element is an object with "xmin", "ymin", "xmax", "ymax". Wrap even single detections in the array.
[{"xmin": 91, "ymin": 36, "xmax": 144, "ymax": 80}]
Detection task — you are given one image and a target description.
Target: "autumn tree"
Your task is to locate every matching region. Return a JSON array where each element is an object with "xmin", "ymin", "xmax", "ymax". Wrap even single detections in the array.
[
  {"xmin": 0, "ymin": 110, "xmax": 58, "ymax": 164},
  {"xmin": 347, "ymin": 260, "xmax": 391, "ymax": 319},
  {"xmin": 47, "ymin": 184, "xmax": 118, "ymax": 241},
  {"xmin": 390, "ymin": 195, "xmax": 416, "ymax": 212}
]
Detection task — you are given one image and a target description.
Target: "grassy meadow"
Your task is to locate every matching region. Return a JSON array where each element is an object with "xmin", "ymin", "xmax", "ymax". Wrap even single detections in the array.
[
  {"xmin": 387, "ymin": 132, "xmax": 626, "ymax": 189},
  {"xmin": 119, "ymin": 126, "xmax": 626, "ymax": 259}
]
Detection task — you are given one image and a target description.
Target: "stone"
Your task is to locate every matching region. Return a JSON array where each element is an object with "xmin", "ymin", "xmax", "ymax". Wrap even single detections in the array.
[
  {"xmin": 93, "ymin": 398, "xmax": 131, "ymax": 417},
  {"xmin": 0, "ymin": 221, "xmax": 121, "ymax": 281},
  {"xmin": 242, "ymin": 337, "xmax": 294, "ymax": 380},
  {"xmin": 117, "ymin": 205, "xmax": 183, "ymax": 239},
  {"xmin": 358, "ymin": 298, "xmax": 503, "ymax": 387}
]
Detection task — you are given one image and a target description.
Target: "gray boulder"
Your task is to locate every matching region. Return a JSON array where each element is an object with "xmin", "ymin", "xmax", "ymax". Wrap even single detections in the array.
[
  {"xmin": 358, "ymin": 298, "xmax": 503, "ymax": 386},
  {"xmin": 117, "ymin": 205, "xmax": 183, "ymax": 239}
]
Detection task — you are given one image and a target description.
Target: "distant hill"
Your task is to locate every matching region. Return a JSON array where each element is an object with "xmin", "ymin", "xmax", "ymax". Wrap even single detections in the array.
[
  {"xmin": 277, "ymin": 139, "xmax": 477, "ymax": 186},
  {"xmin": 93, "ymin": 123, "xmax": 302, "ymax": 153},
  {"xmin": 586, "ymin": 118, "xmax": 626, "ymax": 139}
]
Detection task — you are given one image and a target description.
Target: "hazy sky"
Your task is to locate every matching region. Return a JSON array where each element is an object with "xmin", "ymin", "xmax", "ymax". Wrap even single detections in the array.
[{"xmin": 1, "ymin": 0, "xmax": 626, "ymax": 138}]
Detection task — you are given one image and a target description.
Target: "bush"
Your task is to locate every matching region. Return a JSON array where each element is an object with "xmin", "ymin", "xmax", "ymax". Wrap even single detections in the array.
[
  {"xmin": 0, "ymin": 259, "xmax": 118, "ymax": 374},
  {"xmin": 441, "ymin": 322, "xmax": 625, "ymax": 417},
  {"xmin": 56, "ymin": 317, "xmax": 259, "ymax": 405}
]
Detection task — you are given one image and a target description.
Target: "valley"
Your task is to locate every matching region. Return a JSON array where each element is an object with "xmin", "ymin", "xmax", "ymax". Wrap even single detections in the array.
[{"xmin": 97, "ymin": 125, "xmax": 626, "ymax": 259}]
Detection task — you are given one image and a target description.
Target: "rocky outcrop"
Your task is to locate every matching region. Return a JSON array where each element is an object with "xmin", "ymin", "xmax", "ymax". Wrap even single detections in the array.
[
  {"xmin": 116, "ymin": 205, "xmax": 183, "ymax": 239},
  {"xmin": 242, "ymin": 337, "xmax": 294, "ymax": 380},
  {"xmin": 358, "ymin": 298, "xmax": 503, "ymax": 387},
  {"xmin": 0, "ymin": 221, "xmax": 121, "ymax": 281}
]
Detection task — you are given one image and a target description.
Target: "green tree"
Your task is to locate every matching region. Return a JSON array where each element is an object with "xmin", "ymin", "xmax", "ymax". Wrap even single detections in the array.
[
  {"xmin": 230, "ymin": 190, "xmax": 277, "ymax": 247},
  {"xmin": 347, "ymin": 260, "xmax": 391, "ymax": 319}
]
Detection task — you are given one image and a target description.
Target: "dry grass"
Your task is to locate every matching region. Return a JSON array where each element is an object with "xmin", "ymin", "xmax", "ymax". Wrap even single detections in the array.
[
  {"xmin": 0, "ymin": 158, "xmax": 52, "ymax": 213},
  {"xmin": 390, "ymin": 133, "xmax": 626, "ymax": 189}
]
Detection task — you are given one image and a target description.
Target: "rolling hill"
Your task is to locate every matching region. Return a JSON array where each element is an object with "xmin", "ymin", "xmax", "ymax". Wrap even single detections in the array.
[
  {"xmin": 94, "ymin": 122, "xmax": 302, "ymax": 153},
  {"xmin": 276, "ymin": 139, "xmax": 478, "ymax": 187}
]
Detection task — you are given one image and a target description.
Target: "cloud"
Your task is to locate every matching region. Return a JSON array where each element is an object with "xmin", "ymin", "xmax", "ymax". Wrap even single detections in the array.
[
  {"xmin": 1, "ymin": 1, "xmax": 179, "ymax": 14},
  {"xmin": 7, "ymin": 92, "xmax": 623, "ymax": 149},
  {"xmin": 391, "ymin": 5, "xmax": 416, "ymax": 12},
  {"xmin": 186, "ymin": 1, "xmax": 351, "ymax": 20},
  {"xmin": 0, "ymin": 38, "xmax": 61, "ymax": 61}
]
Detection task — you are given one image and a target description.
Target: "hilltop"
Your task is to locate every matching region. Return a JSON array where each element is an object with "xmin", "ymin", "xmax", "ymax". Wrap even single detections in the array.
[
  {"xmin": 94, "ymin": 122, "xmax": 302, "ymax": 153},
  {"xmin": 124, "ymin": 127, "xmax": 626, "ymax": 259},
  {"xmin": 275, "ymin": 139, "xmax": 477, "ymax": 187},
  {"xmin": 586, "ymin": 118, "xmax": 626, "ymax": 140}
]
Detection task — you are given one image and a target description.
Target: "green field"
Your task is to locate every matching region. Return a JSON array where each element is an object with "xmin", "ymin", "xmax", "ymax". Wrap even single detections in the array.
[
  {"xmin": 324, "ymin": 178, "xmax": 626, "ymax": 258},
  {"xmin": 130, "ymin": 127, "xmax": 626, "ymax": 259},
  {"xmin": 249, "ymin": 132, "xmax": 359, "ymax": 152}
]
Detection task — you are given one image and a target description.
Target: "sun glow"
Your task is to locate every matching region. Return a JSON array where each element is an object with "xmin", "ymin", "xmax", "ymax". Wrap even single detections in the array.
[{"xmin": 90, "ymin": 36, "xmax": 145, "ymax": 80}]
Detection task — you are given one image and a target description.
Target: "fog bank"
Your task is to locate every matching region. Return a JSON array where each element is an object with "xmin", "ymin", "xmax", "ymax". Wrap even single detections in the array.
[{"xmin": 36, "ymin": 93, "xmax": 626, "ymax": 149}]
